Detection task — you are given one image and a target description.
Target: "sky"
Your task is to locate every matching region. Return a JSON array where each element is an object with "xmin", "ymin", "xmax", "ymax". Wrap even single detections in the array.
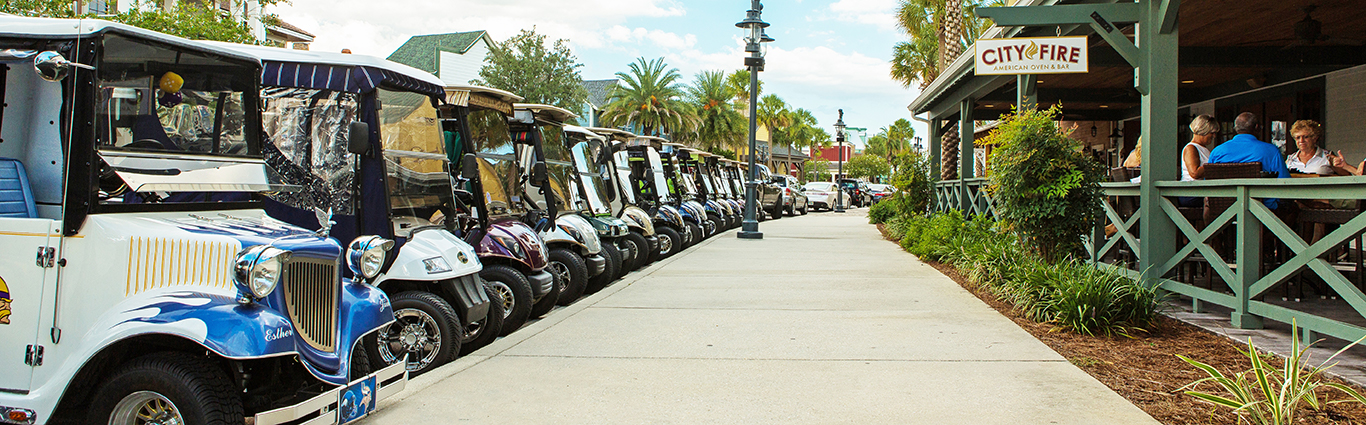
[{"xmin": 272, "ymin": 0, "xmax": 927, "ymax": 148}]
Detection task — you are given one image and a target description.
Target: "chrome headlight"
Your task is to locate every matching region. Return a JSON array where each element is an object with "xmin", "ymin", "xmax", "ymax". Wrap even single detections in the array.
[
  {"xmin": 348, "ymin": 236, "xmax": 395, "ymax": 280},
  {"xmin": 234, "ymin": 245, "xmax": 292, "ymax": 302}
]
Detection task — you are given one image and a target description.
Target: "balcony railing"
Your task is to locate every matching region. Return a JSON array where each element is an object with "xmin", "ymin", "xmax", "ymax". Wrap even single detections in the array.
[{"xmin": 936, "ymin": 176, "xmax": 1366, "ymax": 346}]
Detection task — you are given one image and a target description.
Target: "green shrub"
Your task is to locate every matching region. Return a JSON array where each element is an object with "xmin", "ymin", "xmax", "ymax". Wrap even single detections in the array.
[
  {"xmin": 890, "ymin": 152, "xmax": 935, "ymax": 216},
  {"xmin": 980, "ymin": 105, "xmax": 1106, "ymax": 262},
  {"xmin": 868, "ymin": 199, "xmax": 897, "ymax": 224},
  {"xmin": 891, "ymin": 210, "xmax": 1161, "ymax": 336}
]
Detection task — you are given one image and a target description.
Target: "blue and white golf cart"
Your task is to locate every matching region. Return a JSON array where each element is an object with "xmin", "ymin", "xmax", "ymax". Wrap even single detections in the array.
[{"xmin": 0, "ymin": 17, "xmax": 403, "ymax": 425}]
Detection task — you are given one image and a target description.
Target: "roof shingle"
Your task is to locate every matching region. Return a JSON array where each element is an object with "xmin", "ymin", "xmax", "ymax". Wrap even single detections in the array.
[
  {"xmin": 387, "ymin": 31, "xmax": 487, "ymax": 74},
  {"xmin": 581, "ymin": 79, "xmax": 619, "ymax": 108}
]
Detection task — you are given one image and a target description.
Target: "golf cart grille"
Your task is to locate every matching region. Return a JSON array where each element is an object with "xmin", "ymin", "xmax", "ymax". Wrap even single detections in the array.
[{"xmin": 282, "ymin": 258, "xmax": 339, "ymax": 352}]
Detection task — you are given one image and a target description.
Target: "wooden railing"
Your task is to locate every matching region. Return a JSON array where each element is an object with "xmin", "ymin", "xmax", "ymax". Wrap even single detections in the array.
[
  {"xmin": 1095, "ymin": 177, "xmax": 1366, "ymax": 345},
  {"xmin": 934, "ymin": 176, "xmax": 1366, "ymax": 345}
]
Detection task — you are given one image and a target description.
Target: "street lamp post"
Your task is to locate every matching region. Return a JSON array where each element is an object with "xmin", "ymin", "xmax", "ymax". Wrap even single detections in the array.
[
  {"xmin": 834, "ymin": 110, "xmax": 846, "ymax": 213},
  {"xmin": 737, "ymin": 0, "xmax": 771, "ymax": 240}
]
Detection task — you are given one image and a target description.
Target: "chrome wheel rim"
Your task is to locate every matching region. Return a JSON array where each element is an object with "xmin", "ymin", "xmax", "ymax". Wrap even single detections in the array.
[
  {"xmin": 549, "ymin": 261, "xmax": 571, "ymax": 289},
  {"xmin": 377, "ymin": 308, "xmax": 443, "ymax": 372},
  {"xmin": 659, "ymin": 233, "xmax": 674, "ymax": 254},
  {"xmin": 488, "ymin": 281, "xmax": 515, "ymax": 319},
  {"xmin": 109, "ymin": 391, "xmax": 182, "ymax": 425},
  {"xmin": 621, "ymin": 239, "xmax": 639, "ymax": 264}
]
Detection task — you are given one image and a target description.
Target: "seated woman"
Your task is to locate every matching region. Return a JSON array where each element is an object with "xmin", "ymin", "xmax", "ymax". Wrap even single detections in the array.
[
  {"xmin": 1286, "ymin": 120, "xmax": 1346, "ymax": 176},
  {"xmin": 1177, "ymin": 115, "xmax": 1217, "ymax": 207}
]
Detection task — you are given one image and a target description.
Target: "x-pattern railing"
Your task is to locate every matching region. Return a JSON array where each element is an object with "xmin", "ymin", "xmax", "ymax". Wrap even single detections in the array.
[
  {"xmin": 935, "ymin": 178, "xmax": 997, "ymax": 219},
  {"xmin": 1096, "ymin": 177, "xmax": 1366, "ymax": 344}
]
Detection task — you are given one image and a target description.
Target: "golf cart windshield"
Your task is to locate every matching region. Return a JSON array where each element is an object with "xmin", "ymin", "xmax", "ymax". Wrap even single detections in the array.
[
  {"xmin": 378, "ymin": 89, "xmax": 453, "ymax": 238},
  {"xmin": 535, "ymin": 126, "xmax": 575, "ymax": 212},
  {"xmin": 260, "ymin": 87, "xmax": 359, "ymax": 215},
  {"xmin": 612, "ymin": 149, "xmax": 637, "ymax": 204},
  {"xmin": 570, "ymin": 136, "xmax": 613, "ymax": 215},
  {"xmin": 468, "ymin": 107, "xmax": 522, "ymax": 217},
  {"xmin": 94, "ymin": 34, "xmax": 286, "ymax": 203},
  {"xmin": 645, "ymin": 149, "xmax": 673, "ymax": 203}
]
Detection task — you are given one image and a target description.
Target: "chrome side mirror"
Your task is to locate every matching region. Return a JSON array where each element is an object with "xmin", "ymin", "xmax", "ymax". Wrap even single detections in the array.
[{"xmin": 34, "ymin": 51, "xmax": 93, "ymax": 82}]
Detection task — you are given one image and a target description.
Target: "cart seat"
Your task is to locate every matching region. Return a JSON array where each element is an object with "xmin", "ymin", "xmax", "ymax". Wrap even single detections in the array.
[{"xmin": 0, "ymin": 158, "xmax": 37, "ymax": 218}]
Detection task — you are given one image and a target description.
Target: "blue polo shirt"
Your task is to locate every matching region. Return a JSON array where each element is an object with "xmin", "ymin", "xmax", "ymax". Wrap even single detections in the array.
[{"xmin": 1207, "ymin": 133, "xmax": 1290, "ymax": 209}]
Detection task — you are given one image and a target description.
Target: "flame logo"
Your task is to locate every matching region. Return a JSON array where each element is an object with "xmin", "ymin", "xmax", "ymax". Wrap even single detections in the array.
[{"xmin": 1025, "ymin": 41, "xmax": 1039, "ymax": 60}]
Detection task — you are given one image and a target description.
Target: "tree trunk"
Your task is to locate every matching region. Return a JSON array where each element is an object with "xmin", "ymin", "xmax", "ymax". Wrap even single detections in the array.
[
  {"xmin": 939, "ymin": 0, "xmax": 965, "ymax": 181},
  {"xmin": 941, "ymin": 127, "xmax": 959, "ymax": 180}
]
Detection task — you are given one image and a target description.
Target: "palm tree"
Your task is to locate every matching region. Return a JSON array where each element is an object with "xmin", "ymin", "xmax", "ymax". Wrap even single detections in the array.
[
  {"xmin": 890, "ymin": 26, "xmax": 940, "ymax": 89},
  {"xmin": 756, "ymin": 94, "xmax": 791, "ymax": 166},
  {"xmin": 679, "ymin": 70, "xmax": 746, "ymax": 152},
  {"xmin": 600, "ymin": 57, "xmax": 697, "ymax": 137},
  {"xmin": 725, "ymin": 69, "xmax": 761, "ymax": 110}
]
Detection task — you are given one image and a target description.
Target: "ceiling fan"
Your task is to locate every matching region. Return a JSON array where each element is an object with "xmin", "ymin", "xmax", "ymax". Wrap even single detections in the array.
[
  {"xmin": 1234, "ymin": 5, "xmax": 1360, "ymax": 48},
  {"xmin": 1280, "ymin": 5, "xmax": 1363, "ymax": 49}
]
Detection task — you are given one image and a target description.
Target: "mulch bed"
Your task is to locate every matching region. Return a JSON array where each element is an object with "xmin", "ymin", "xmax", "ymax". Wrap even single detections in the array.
[{"xmin": 877, "ymin": 224, "xmax": 1366, "ymax": 424}]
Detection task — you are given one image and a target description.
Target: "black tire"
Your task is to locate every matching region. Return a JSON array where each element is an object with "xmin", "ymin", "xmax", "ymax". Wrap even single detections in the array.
[
  {"xmin": 585, "ymin": 242, "xmax": 620, "ymax": 295},
  {"xmin": 770, "ymin": 200, "xmax": 784, "ymax": 219},
  {"xmin": 350, "ymin": 339, "xmax": 372, "ymax": 380},
  {"xmin": 685, "ymin": 221, "xmax": 704, "ymax": 245},
  {"xmin": 787, "ymin": 202, "xmax": 796, "ymax": 216},
  {"xmin": 481, "ymin": 265, "xmax": 534, "ymax": 336},
  {"xmin": 460, "ymin": 281, "xmax": 505, "ymax": 355},
  {"xmin": 800, "ymin": 203, "xmax": 808, "ymax": 215},
  {"xmin": 655, "ymin": 226, "xmax": 682, "ymax": 258},
  {"xmin": 707, "ymin": 213, "xmax": 723, "ymax": 236},
  {"xmin": 621, "ymin": 231, "xmax": 649, "ymax": 271},
  {"xmin": 549, "ymin": 248, "xmax": 589, "ymax": 307},
  {"xmin": 88, "ymin": 352, "xmax": 243, "ymax": 425},
  {"xmin": 367, "ymin": 291, "xmax": 461, "ymax": 376}
]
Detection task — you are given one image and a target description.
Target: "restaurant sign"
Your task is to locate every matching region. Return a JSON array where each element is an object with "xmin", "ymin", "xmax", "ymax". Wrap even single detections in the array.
[{"xmin": 974, "ymin": 36, "xmax": 1088, "ymax": 76}]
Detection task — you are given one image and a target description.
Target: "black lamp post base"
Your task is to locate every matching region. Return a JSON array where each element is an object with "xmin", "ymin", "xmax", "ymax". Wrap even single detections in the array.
[
  {"xmin": 833, "ymin": 207, "xmax": 846, "ymax": 213},
  {"xmin": 738, "ymin": 220, "xmax": 762, "ymax": 239}
]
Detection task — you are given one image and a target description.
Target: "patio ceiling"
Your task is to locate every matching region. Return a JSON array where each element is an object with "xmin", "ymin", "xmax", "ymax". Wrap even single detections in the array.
[{"xmin": 916, "ymin": 0, "xmax": 1366, "ymax": 122}]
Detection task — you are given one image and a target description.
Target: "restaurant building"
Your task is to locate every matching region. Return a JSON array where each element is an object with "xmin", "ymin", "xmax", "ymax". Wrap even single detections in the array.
[{"xmin": 910, "ymin": 0, "xmax": 1366, "ymax": 344}]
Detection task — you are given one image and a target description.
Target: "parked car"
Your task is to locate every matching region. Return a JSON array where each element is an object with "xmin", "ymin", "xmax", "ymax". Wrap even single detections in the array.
[
  {"xmin": 0, "ymin": 17, "xmax": 406, "ymax": 424},
  {"xmin": 804, "ymin": 181, "xmax": 851, "ymax": 211},
  {"xmin": 867, "ymin": 183, "xmax": 895, "ymax": 205},
  {"xmin": 837, "ymin": 178, "xmax": 873, "ymax": 207},
  {"xmin": 750, "ymin": 163, "xmax": 786, "ymax": 220},
  {"xmin": 772, "ymin": 175, "xmax": 809, "ymax": 216}
]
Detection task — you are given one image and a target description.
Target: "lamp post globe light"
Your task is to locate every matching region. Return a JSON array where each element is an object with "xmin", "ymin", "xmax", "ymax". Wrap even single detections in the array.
[
  {"xmin": 834, "ymin": 110, "xmax": 846, "ymax": 213},
  {"xmin": 737, "ymin": 0, "xmax": 772, "ymax": 240}
]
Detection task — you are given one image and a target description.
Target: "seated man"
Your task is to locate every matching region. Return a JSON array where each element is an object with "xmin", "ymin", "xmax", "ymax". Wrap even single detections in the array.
[{"xmin": 1206, "ymin": 112, "xmax": 1290, "ymax": 209}]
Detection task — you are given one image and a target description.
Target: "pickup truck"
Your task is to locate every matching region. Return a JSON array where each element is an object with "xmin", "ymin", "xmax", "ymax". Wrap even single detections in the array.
[{"xmin": 749, "ymin": 164, "xmax": 787, "ymax": 220}]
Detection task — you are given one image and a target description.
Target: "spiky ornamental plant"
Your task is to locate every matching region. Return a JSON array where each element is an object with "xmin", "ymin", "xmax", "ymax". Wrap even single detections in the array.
[{"xmin": 980, "ymin": 105, "xmax": 1105, "ymax": 262}]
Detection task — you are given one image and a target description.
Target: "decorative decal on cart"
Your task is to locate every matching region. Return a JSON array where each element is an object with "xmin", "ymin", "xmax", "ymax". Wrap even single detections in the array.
[
  {"xmin": 340, "ymin": 376, "xmax": 376, "ymax": 423},
  {"xmin": 0, "ymin": 275, "xmax": 10, "ymax": 325}
]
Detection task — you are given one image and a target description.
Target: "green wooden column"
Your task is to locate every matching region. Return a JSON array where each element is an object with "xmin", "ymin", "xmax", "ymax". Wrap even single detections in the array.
[
  {"xmin": 1137, "ymin": 0, "xmax": 1181, "ymax": 296},
  {"xmin": 959, "ymin": 99, "xmax": 974, "ymax": 212},
  {"xmin": 1017, "ymin": 75, "xmax": 1037, "ymax": 111},
  {"xmin": 930, "ymin": 120, "xmax": 942, "ymax": 184}
]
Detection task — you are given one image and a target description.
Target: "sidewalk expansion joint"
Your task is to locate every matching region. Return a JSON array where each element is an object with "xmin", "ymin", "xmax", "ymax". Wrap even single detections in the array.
[{"xmin": 498, "ymin": 354, "xmax": 1069, "ymax": 363}]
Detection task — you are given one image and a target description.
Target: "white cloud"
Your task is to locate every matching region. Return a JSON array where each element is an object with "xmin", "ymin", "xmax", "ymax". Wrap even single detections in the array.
[
  {"xmin": 273, "ymin": 0, "xmax": 688, "ymax": 56},
  {"xmin": 825, "ymin": 0, "xmax": 898, "ymax": 33}
]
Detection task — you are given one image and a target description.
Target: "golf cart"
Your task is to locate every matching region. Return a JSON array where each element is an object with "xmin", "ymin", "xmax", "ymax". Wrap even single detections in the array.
[
  {"xmin": 214, "ymin": 43, "xmax": 498, "ymax": 375},
  {"xmin": 616, "ymin": 135, "xmax": 691, "ymax": 258},
  {"xmin": 558, "ymin": 126, "xmax": 646, "ymax": 284},
  {"xmin": 582, "ymin": 127, "xmax": 660, "ymax": 271},
  {"xmin": 439, "ymin": 85, "xmax": 554, "ymax": 336},
  {"xmin": 700, "ymin": 154, "xmax": 743, "ymax": 229},
  {"xmin": 658, "ymin": 142, "xmax": 710, "ymax": 242},
  {"xmin": 0, "ymin": 17, "xmax": 404, "ymax": 424},
  {"xmin": 508, "ymin": 104, "xmax": 610, "ymax": 310},
  {"xmin": 679, "ymin": 147, "xmax": 738, "ymax": 233}
]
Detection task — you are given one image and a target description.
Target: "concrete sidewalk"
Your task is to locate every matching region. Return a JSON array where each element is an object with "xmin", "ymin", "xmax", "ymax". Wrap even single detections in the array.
[{"xmin": 368, "ymin": 210, "xmax": 1158, "ymax": 424}]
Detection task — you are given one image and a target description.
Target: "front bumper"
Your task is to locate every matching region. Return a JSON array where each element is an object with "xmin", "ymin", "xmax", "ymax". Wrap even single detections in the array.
[
  {"xmin": 527, "ymin": 269, "xmax": 555, "ymax": 300},
  {"xmin": 584, "ymin": 253, "xmax": 608, "ymax": 277},
  {"xmin": 252, "ymin": 359, "xmax": 407, "ymax": 425}
]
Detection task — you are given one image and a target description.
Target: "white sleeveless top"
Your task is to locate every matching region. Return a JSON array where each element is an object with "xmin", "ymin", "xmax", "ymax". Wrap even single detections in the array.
[{"xmin": 1181, "ymin": 142, "xmax": 1210, "ymax": 181}]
